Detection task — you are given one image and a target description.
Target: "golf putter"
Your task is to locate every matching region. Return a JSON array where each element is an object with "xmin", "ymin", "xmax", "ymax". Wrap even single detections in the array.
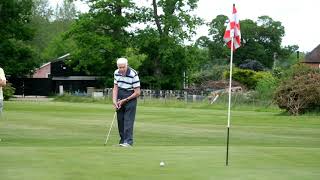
[{"xmin": 104, "ymin": 111, "xmax": 117, "ymax": 146}]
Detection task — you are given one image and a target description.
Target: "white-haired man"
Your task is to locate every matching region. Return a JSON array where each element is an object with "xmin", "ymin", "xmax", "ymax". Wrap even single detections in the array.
[{"xmin": 112, "ymin": 58, "xmax": 140, "ymax": 147}]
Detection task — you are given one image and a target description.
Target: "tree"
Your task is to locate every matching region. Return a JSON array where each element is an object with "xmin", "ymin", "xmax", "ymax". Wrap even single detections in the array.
[
  {"xmin": 32, "ymin": 0, "xmax": 53, "ymax": 20},
  {"xmin": 54, "ymin": 0, "xmax": 77, "ymax": 21},
  {"xmin": 53, "ymin": 0, "xmax": 77, "ymax": 32},
  {"xmin": 123, "ymin": 48, "xmax": 147, "ymax": 70},
  {"xmin": 253, "ymin": 16, "xmax": 285, "ymax": 67},
  {"xmin": 239, "ymin": 59, "xmax": 265, "ymax": 71},
  {"xmin": 0, "ymin": 0, "xmax": 38, "ymax": 77},
  {"xmin": 136, "ymin": 0, "xmax": 203, "ymax": 89},
  {"xmin": 276, "ymin": 45, "xmax": 299, "ymax": 68},
  {"xmin": 205, "ymin": 15, "xmax": 295, "ymax": 69},
  {"xmin": 29, "ymin": 0, "xmax": 53, "ymax": 62},
  {"xmin": 30, "ymin": 0, "xmax": 78, "ymax": 62},
  {"xmin": 65, "ymin": 0, "xmax": 137, "ymax": 86},
  {"xmin": 42, "ymin": 34, "xmax": 77, "ymax": 61},
  {"xmin": 207, "ymin": 15, "xmax": 229, "ymax": 65}
]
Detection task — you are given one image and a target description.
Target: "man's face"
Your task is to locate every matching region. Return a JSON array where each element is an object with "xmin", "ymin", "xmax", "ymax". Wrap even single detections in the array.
[{"xmin": 117, "ymin": 63, "xmax": 127, "ymax": 75}]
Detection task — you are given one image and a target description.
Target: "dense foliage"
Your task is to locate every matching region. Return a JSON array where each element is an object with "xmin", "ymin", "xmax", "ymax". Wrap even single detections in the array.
[
  {"xmin": 3, "ymin": 83, "xmax": 16, "ymax": 100},
  {"xmin": 274, "ymin": 65, "xmax": 320, "ymax": 115},
  {"xmin": 224, "ymin": 68, "xmax": 273, "ymax": 89},
  {"xmin": 1, "ymin": 0, "xmax": 300, "ymax": 90},
  {"xmin": 203, "ymin": 15, "xmax": 297, "ymax": 69},
  {"xmin": 0, "ymin": 0, "xmax": 38, "ymax": 77}
]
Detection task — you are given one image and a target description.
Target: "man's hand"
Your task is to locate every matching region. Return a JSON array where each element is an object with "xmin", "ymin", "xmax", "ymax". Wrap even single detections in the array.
[
  {"xmin": 0, "ymin": 79, "xmax": 6, "ymax": 87},
  {"xmin": 116, "ymin": 99, "xmax": 127, "ymax": 109},
  {"xmin": 113, "ymin": 100, "xmax": 119, "ymax": 110}
]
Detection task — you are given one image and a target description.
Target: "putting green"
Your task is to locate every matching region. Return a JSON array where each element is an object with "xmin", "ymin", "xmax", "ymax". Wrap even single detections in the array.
[{"xmin": 0, "ymin": 101, "xmax": 319, "ymax": 180}]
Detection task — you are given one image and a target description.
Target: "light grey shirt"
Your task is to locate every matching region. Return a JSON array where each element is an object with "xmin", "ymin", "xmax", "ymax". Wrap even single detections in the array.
[
  {"xmin": 114, "ymin": 67, "xmax": 140, "ymax": 90},
  {"xmin": 0, "ymin": 68, "xmax": 6, "ymax": 100}
]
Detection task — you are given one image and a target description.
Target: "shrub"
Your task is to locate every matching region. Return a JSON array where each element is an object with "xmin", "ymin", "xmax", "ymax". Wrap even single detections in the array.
[
  {"xmin": 274, "ymin": 65, "xmax": 320, "ymax": 115},
  {"xmin": 3, "ymin": 83, "xmax": 16, "ymax": 100},
  {"xmin": 224, "ymin": 68, "xmax": 256, "ymax": 89},
  {"xmin": 190, "ymin": 65, "xmax": 229, "ymax": 84},
  {"xmin": 224, "ymin": 68, "xmax": 272, "ymax": 90},
  {"xmin": 272, "ymin": 67, "xmax": 284, "ymax": 79},
  {"xmin": 239, "ymin": 59, "xmax": 265, "ymax": 71},
  {"xmin": 282, "ymin": 63, "xmax": 314, "ymax": 79},
  {"xmin": 254, "ymin": 73, "xmax": 278, "ymax": 100}
]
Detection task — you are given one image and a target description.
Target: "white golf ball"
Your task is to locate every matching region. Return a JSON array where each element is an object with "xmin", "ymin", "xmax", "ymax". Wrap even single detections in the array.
[{"xmin": 160, "ymin": 161, "xmax": 165, "ymax": 167}]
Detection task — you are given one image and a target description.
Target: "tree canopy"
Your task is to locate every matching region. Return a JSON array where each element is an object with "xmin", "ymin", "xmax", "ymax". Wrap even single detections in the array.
[
  {"xmin": 134, "ymin": 0, "xmax": 203, "ymax": 89},
  {"xmin": 205, "ymin": 15, "xmax": 296, "ymax": 69},
  {"xmin": 0, "ymin": 0, "xmax": 38, "ymax": 77},
  {"xmin": 1, "ymin": 0, "xmax": 300, "ymax": 90}
]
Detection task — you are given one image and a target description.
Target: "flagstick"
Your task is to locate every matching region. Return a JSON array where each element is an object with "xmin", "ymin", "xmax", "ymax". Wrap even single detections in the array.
[{"xmin": 226, "ymin": 37, "xmax": 234, "ymax": 166}]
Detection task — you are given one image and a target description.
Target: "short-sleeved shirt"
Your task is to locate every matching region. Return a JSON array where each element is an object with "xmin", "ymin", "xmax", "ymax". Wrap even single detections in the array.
[
  {"xmin": 0, "ymin": 68, "xmax": 6, "ymax": 100},
  {"xmin": 114, "ymin": 67, "xmax": 140, "ymax": 90}
]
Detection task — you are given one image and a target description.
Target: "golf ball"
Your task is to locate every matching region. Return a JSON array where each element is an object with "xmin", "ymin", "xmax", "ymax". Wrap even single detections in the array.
[{"xmin": 160, "ymin": 161, "xmax": 165, "ymax": 167}]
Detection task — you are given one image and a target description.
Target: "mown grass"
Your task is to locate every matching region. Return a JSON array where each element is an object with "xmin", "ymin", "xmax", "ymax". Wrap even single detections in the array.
[
  {"xmin": 54, "ymin": 94, "xmax": 280, "ymax": 112},
  {"xmin": 0, "ymin": 101, "xmax": 319, "ymax": 180}
]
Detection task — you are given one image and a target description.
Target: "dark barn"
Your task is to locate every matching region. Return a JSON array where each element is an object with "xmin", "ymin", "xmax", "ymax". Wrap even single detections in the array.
[{"xmin": 9, "ymin": 54, "xmax": 102, "ymax": 96}]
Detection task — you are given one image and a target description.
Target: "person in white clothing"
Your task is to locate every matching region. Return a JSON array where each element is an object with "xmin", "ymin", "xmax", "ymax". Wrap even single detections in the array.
[
  {"xmin": 0, "ymin": 67, "xmax": 6, "ymax": 142},
  {"xmin": 0, "ymin": 67, "xmax": 6, "ymax": 114}
]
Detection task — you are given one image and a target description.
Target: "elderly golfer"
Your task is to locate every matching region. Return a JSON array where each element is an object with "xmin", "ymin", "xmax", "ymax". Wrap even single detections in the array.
[{"xmin": 112, "ymin": 58, "xmax": 140, "ymax": 147}]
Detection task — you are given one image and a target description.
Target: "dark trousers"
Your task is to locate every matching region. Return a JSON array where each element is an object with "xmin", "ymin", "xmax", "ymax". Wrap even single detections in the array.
[{"xmin": 117, "ymin": 89, "xmax": 137, "ymax": 145}]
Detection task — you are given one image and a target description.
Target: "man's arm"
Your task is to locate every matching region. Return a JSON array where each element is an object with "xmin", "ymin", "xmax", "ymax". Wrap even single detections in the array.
[
  {"xmin": 126, "ymin": 72, "xmax": 141, "ymax": 101},
  {"xmin": 125, "ymin": 87, "xmax": 141, "ymax": 102},
  {"xmin": 117, "ymin": 87, "xmax": 140, "ymax": 108},
  {"xmin": 0, "ymin": 69, "xmax": 6, "ymax": 87},
  {"xmin": 0, "ymin": 79, "xmax": 6, "ymax": 87},
  {"xmin": 112, "ymin": 84, "xmax": 119, "ymax": 109}
]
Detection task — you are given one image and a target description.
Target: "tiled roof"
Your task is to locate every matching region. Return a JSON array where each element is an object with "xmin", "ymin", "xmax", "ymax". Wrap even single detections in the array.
[{"xmin": 304, "ymin": 44, "xmax": 320, "ymax": 63}]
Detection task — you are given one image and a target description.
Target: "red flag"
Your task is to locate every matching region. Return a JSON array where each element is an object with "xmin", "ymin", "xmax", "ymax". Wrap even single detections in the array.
[{"xmin": 224, "ymin": 4, "xmax": 241, "ymax": 50}]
